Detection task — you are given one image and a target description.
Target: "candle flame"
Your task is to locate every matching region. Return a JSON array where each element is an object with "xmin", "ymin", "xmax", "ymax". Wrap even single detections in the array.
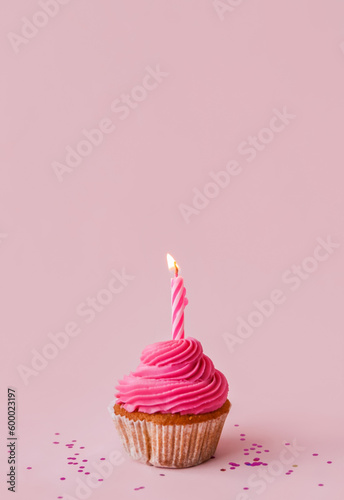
[{"xmin": 167, "ymin": 253, "xmax": 179, "ymax": 273}]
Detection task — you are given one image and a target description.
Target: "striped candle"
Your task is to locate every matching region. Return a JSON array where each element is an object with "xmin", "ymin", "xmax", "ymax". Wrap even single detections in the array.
[{"xmin": 167, "ymin": 254, "xmax": 188, "ymax": 340}]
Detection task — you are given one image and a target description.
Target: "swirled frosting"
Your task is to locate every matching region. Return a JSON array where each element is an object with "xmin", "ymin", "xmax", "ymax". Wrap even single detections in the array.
[{"xmin": 115, "ymin": 337, "xmax": 229, "ymax": 415}]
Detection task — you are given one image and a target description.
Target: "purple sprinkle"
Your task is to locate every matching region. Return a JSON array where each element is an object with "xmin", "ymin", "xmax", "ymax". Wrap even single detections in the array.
[
  {"xmin": 263, "ymin": 463, "xmax": 268, "ymax": 466},
  {"xmin": 285, "ymin": 443, "xmax": 290, "ymax": 446},
  {"xmin": 134, "ymin": 487, "xmax": 145, "ymax": 490},
  {"xmin": 98, "ymin": 479, "xmax": 103, "ymax": 482},
  {"xmin": 257, "ymin": 445, "xmax": 262, "ymax": 448},
  {"xmin": 72, "ymin": 440, "xmax": 77, "ymax": 443},
  {"xmin": 244, "ymin": 453, "xmax": 249, "ymax": 455},
  {"xmin": 245, "ymin": 462, "xmax": 251, "ymax": 466},
  {"xmin": 313, "ymin": 453, "xmax": 319, "ymax": 456},
  {"xmin": 252, "ymin": 443, "xmax": 257, "ymax": 446},
  {"xmin": 77, "ymin": 470, "xmax": 83, "ymax": 473},
  {"xmin": 75, "ymin": 453, "xmax": 79, "ymax": 456},
  {"xmin": 73, "ymin": 462, "xmax": 78, "ymax": 465},
  {"xmin": 80, "ymin": 466, "xmax": 85, "ymax": 469},
  {"xmin": 240, "ymin": 434, "xmax": 246, "ymax": 437},
  {"xmin": 58, "ymin": 497, "xmax": 63, "ymax": 499},
  {"xmin": 250, "ymin": 448, "xmax": 255, "ymax": 450},
  {"xmin": 68, "ymin": 457, "xmax": 76, "ymax": 460},
  {"xmin": 318, "ymin": 484, "xmax": 324, "ymax": 486},
  {"xmin": 80, "ymin": 447, "xmax": 85, "ymax": 449},
  {"xmin": 327, "ymin": 461, "xmax": 332, "ymax": 464},
  {"xmin": 244, "ymin": 449, "xmax": 249, "ymax": 451},
  {"xmin": 67, "ymin": 462, "xmax": 73, "ymax": 465},
  {"xmin": 53, "ymin": 442, "xmax": 59, "ymax": 444},
  {"xmin": 159, "ymin": 474, "xmax": 165, "ymax": 476},
  {"xmin": 286, "ymin": 472, "xmax": 290, "ymax": 475},
  {"xmin": 256, "ymin": 451, "xmax": 261, "ymax": 454},
  {"xmin": 243, "ymin": 487, "xmax": 249, "ymax": 490},
  {"xmin": 82, "ymin": 459, "xmax": 88, "ymax": 462},
  {"xmin": 230, "ymin": 466, "xmax": 235, "ymax": 470},
  {"xmin": 240, "ymin": 438, "xmax": 245, "ymax": 441},
  {"xmin": 234, "ymin": 424, "xmax": 239, "ymax": 427},
  {"xmin": 85, "ymin": 472, "xmax": 90, "ymax": 475},
  {"xmin": 60, "ymin": 477, "xmax": 65, "ymax": 481},
  {"xmin": 264, "ymin": 450, "xmax": 270, "ymax": 452},
  {"xmin": 26, "ymin": 467, "xmax": 32, "ymax": 470},
  {"xmin": 100, "ymin": 458, "xmax": 105, "ymax": 460}
]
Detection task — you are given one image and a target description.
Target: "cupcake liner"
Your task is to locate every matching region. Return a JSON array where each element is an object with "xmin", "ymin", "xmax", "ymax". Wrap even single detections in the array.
[{"xmin": 108, "ymin": 401, "xmax": 230, "ymax": 468}]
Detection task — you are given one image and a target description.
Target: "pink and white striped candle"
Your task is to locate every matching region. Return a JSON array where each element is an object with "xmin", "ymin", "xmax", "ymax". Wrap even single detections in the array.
[{"xmin": 167, "ymin": 254, "xmax": 188, "ymax": 340}]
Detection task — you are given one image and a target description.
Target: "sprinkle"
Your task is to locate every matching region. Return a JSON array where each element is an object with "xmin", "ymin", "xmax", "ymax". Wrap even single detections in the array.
[
  {"xmin": 72, "ymin": 440, "xmax": 77, "ymax": 442},
  {"xmin": 264, "ymin": 450, "xmax": 270, "ymax": 452},
  {"xmin": 327, "ymin": 461, "xmax": 332, "ymax": 464},
  {"xmin": 234, "ymin": 424, "xmax": 239, "ymax": 427},
  {"xmin": 60, "ymin": 477, "xmax": 66, "ymax": 481},
  {"xmin": 85, "ymin": 472, "xmax": 90, "ymax": 475},
  {"xmin": 26, "ymin": 467, "xmax": 32, "ymax": 470},
  {"xmin": 244, "ymin": 453, "xmax": 249, "ymax": 456},
  {"xmin": 244, "ymin": 449, "xmax": 249, "ymax": 451},
  {"xmin": 285, "ymin": 443, "xmax": 290, "ymax": 446},
  {"xmin": 318, "ymin": 484, "xmax": 324, "ymax": 487},
  {"xmin": 75, "ymin": 453, "xmax": 79, "ymax": 456},
  {"xmin": 100, "ymin": 458, "xmax": 105, "ymax": 460},
  {"xmin": 134, "ymin": 487, "xmax": 145, "ymax": 490},
  {"xmin": 243, "ymin": 488, "xmax": 249, "ymax": 490},
  {"xmin": 55, "ymin": 433, "xmax": 60, "ymax": 435},
  {"xmin": 240, "ymin": 434, "xmax": 246, "ymax": 437},
  {"xmin": 82, "ymin": 460, "xmax": 88, "ymax": 462},
  {"xmin": 240, "ymin": 438, "xmax": 245, "ymax": 441},
  {"xmin": 220, "ymin": 469, "xmax": 226, "ymax": 471},
  {"xmin": 159, "ymin": 474, "xmax": 165, "ymax": 476},
  {"xmin": 253, "ymin": 458, "xmax": 260, "ymax": 462},
  {"xmin": 257, "ymin": 445, "xmax": 262, "ymax": 448},
  {"xmin": 58, "ymin": 497, "xmax": 63, "ymax": 499},
  {"xmin": 67, "ymin": 462, "xmax": 73, "ymax": 465},
  {"xmin": 292, "ymin": 465, "xmax": 298, "ymax": 467},
  {"xmin": 80, "ymin": 466, "xmax": 85, "ymax": 469},
  {"xmin": 313, "ymin": 453, "xmax": 319, "ymax": 456},
  {"xmin": 230, "ymin": 467, "xmax": 235, "ymax": 470},
  {"xmin": 250, "ymin": 448, "xmax": 255, "ymax": 450},
  {"xmin": 256, "ymin": 451, "xmax": 261, "ymax": 454},
  {"xmin": 98, "ymin": 479, "xmax": 103, "ymax": 482},
  {"xmin": 80, "ymin": 447, "xmax": 85, "ymax": 449},
  {"xmin": 53, "ymin": 442, "xmax": 59, "ymax": 444},
  {"xmin": 252, "ymin": 443, "xmax": 257, "ymax": 446}
]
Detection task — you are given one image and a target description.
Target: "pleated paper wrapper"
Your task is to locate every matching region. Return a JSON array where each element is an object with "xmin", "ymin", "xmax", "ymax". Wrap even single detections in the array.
[{"xmin": 109, "ymin": 402, "xmax": 229, "ymax": 468}]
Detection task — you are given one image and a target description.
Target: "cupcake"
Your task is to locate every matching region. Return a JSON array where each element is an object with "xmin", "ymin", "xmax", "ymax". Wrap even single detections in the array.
[{"xmin": 109, "ymin": 336, "xmax": 230, "ymax": 468}]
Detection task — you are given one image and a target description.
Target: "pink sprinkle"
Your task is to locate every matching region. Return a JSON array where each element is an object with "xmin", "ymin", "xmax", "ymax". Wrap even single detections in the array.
[
  {"xmin": 240, "ymin": 434, "xmax": 246, "ymax": 437},
  {"xmin": 73, "ymin": 462, "xmax": 78, "ymax": 465},
  {"xmin": 80, "ymin": 447, "xmax": 85, "ymax": 449},
  {"xmin": 252, "ymin": 443, "xmax": 257, "ymax": 446},
  {"xmin": 159, "ymin": 474, "xmax": 165, "ymax": 476},
  {"xmin": 68, "ymin": 457, "xmax": 76, "ymax": 460},
  {"xmin": 250, "ymin": 448, "xmax": 255, "ymax": 450},
  {"xmin": 134, "ymin": 487, "xmax": 145, "ymax": 490},
  {"xmin": 264, "ymin": 450, "xmax": 270, "ymax": 452},
  {"xmin": 26, "ymin": 467, "xmax": 32, "ymax": 470},
  {"xmin": 285, "ymin": 443, "xmax": 290, "ymax": 445},
  {"xmin": 85, "ymin": 472, "xmax": 90, "ymax": 475},
  {"xmin": 318, "ymin": 484, "xmax": 324, "ymax": 486},
  {"xmin": 72, "ymin": 440, "xmax": 77, "ymax": 442},
  {"xmin": 257, "ymin": 445, "xmax": 262, "ymax": 448},
  {"xmin": 60, "ymin": 477, "xmax": 65, "ymax": 481},
  {"xmin": 75, "ymin": 453, "xmax": 79, "ymax": 456},
  {"xmin": 313, "ymin": 453, "xmax": 319, "ymax": 456},
  {"xmin": 78, "ymin": 470, "xmax": 83, "ymax": 473},
  {"xmin": 82, "ymin": 459, "xmax": 88, "ymax": 462},
  {"xmin": 230, "ymin": 466, "xmax": 235, "ymax": 470},
  {"xmin": 243, "ymin": 487, "xmax": 249, "ymax": 490},
  {"xmin": 244, "ymin": 449, "xmax": 249, "ymax": 451},
  {"xmin": 100, "ymin": 458, "xmax": 105, "ymax": 460},
  {"xmin": 234, "ymin": 424, "xmax": 239, "ymax": 427},
  {"xmin": 240, "ymin": 438, "xmax": 245, "ymax": 441},
  {"xmin": 327, "ymin": 461, "xmax": 332, "ymax": 464},
  {"xmin": 58, "ymin": 497, "xmax": 63, "ymax": 499},
  {"xmin": 53, "ymin": 442, "xmax": 59, "ymax": 444},
  {"xmin": 98, "ymin": 479, "xmax": 103, "ymax": 482},
  {"xmin": 67, "ymin": 462, "xmax": 73, "ymax": 465},
  {"xmin": 80, "ymin": 466, "xmax": 85, "ymax": 469},
  {"xmin": 55, "ymin": 433, "xmax": 60, "ymax": 435},
  {"xmin": 256, "ymin": 451, "xmax": 261, "ymax": 454},
  {"xmin": 253, "ymin": 458, "xmax": 260, "ymax": 462},
  {"xmin": 244, "ymin": 453, "xmax": 249, "ymax": 456}
]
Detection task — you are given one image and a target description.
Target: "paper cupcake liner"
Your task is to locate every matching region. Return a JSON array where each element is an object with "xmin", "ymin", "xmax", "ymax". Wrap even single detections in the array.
[{"xmin": 109, "ymin": 402, "xmax": 229, "ymax": 468}]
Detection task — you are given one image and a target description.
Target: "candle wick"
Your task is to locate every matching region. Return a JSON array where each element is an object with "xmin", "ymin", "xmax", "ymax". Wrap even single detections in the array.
[{"xmin": 174, "ymin": 262, "xmax": 178, "ymax": 277}]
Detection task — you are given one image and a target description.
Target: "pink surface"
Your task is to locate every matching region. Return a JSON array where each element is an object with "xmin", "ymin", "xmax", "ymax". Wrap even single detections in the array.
[{"xmin": 1, "ymin": 0, "xmax": 344, "ymax": 499}]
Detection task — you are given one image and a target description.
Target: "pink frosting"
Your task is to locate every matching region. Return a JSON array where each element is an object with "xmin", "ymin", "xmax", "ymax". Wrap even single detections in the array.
[{"xmin": 115, "ymin": 337, "xmax": 229, "ymax": 415}]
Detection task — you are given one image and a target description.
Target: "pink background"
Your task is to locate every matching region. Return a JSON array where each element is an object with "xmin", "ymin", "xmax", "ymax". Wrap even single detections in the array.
[{"xmin": 1, "ymin": 0, "xmax": 344, "ymax": 499}]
